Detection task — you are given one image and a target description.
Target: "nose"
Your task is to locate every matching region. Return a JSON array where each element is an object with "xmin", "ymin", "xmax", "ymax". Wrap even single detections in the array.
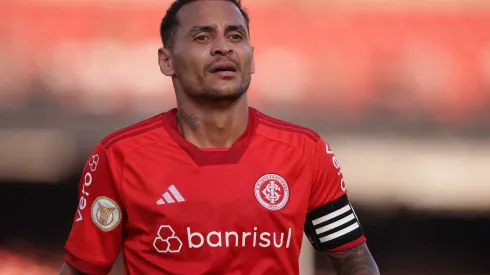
[{"xmin": 210, "ymin": 35, "xmax": 232, "ymax": 56}]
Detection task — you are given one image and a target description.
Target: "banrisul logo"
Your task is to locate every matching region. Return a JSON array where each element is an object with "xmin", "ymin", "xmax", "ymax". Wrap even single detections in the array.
[{"xmin": 153, "ymin": 225, "xmax": 292, "ymax": 253}]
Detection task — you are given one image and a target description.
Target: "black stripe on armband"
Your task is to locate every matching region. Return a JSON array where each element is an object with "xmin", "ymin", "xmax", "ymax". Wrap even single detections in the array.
[{"xmin": 304, "ymin": 194, "xmax": 364, "ymax": 251}]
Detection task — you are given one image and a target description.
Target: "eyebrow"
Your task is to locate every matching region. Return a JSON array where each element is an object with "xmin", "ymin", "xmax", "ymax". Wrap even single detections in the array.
[
  {"xmin": 187, "ymin": 24, "xmax": 248, "ymax": 36},
  {"xmin": 188, "ymin": 25, "xmax": 215, "ymax": 35},
  {"xmin": 225, "ymin": 25, "xmax": 247, "ymax": 35}
]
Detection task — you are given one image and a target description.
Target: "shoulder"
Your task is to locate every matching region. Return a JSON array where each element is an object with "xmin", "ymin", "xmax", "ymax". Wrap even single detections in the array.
[
  {"xmin": 98, "ymin": 112, "xmax": 168, "ymax": 156},
  {"xmin": 254, "ymin": 109, "xmax": 322, "ymax": 152}
]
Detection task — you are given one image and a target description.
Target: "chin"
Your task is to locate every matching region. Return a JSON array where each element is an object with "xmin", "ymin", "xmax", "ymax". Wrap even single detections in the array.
[{"xmin": 200, "ymin": 85, "xmax": 247, "ymax": 102}]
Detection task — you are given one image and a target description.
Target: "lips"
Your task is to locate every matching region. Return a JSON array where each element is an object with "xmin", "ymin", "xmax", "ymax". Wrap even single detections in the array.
[{"xmin": 209, "ymin": 62, "xmax": 237, "ymax": 73}]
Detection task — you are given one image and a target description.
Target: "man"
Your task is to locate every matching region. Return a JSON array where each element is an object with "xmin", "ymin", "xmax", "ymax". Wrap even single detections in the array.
[{"xmin": 59, "ymin": 0, "xmax": 380, "ymax": 274}]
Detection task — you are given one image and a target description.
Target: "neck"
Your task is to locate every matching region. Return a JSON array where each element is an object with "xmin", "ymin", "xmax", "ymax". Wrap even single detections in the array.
[{"xmin": 176, "ymin": 97, "xmax": 249, "ymax": 149}]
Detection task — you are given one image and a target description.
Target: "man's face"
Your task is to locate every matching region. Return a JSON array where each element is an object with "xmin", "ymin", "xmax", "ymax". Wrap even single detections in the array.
[{"xmin": 162, "ymin": 0, "xmax": 255, "ymax": 102}]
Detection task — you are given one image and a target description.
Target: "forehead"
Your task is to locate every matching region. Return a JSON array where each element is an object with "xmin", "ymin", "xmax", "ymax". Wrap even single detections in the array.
[{"xmin": 176, "ymin": 0, "xmax": 247, "ymax": 30}]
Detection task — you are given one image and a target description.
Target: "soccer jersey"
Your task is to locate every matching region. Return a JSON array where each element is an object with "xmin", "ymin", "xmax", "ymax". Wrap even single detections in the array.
[{"xmin": 64, "ymin": 107, "xmax": 366, "ymax": 275}]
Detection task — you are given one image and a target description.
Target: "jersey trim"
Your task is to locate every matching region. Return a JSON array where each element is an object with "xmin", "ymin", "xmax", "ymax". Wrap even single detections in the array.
[
  {"xmin": 257, "ymin": 113, "xmax": 320, "ymax": 143},
  {"xmin": 304, "ymin": 194, "xmax": 365, "ymax": 251},
  {"xmin": 105, "ymin": 122, "xmax": 163, "ymax": 149},
  {"xmin": 64, "ymin": 251, "xmax": 112, "ymax": 275},
  {"xmin": 163, "ymin": 108, "xmax": 258, "ymax": 166},
  {"xmin": 101, "ymin": 113, "xmax": 163, "ymax": 147}
]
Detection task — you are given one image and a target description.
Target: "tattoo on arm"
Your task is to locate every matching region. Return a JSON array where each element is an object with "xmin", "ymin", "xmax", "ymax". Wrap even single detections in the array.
[
  {"xmin": 177, "ymin": 107, "xmax": 201, "ymax": 132},
  {"xmin": 325, "ymin": 244, "xmax": 380, "ymax": 275}
]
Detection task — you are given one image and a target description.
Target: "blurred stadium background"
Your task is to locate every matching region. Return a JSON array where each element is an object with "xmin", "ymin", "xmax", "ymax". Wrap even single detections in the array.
[{"xmin": 1, "ymin": 0, "xmax": 489, "ymax": 274}]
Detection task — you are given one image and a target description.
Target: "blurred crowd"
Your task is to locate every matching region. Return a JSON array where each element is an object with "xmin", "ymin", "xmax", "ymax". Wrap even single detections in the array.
[{"xmin": 1, "ymin": 1, "xmax": 490, "ymax": 132}]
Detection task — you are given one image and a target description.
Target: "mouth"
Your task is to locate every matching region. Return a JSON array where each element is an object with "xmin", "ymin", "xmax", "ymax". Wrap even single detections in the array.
[{"xmin": 209, "ymin": 62, "xmax": 238, "ymax": 77}]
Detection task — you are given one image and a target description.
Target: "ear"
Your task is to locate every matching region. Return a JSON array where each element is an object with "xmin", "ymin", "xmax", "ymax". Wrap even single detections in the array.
[
  {"xmin": 158, "ymin": 47, "xmax": 174, "ymax": 76},
  {"xmin": 250, "ymin": 46, "xmax": 255, "ymax": 74}
]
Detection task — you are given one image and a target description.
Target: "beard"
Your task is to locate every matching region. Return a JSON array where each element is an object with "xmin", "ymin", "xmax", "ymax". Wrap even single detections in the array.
[
  {"xmin": 186, "ymin": 73, "xmax": 252, "ymax": 104},
  {"xmin": 200, "ymin": 83, "xmax": 249, "ymax": 102}
]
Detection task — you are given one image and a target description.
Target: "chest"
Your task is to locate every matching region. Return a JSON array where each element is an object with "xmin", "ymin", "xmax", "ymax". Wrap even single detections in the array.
[{"xmin": 122, "ymin": 143, "xmax": 311, "ymax": 233}]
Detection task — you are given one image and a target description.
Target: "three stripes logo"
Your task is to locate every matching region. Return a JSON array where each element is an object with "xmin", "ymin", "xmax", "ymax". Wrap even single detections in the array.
[
  {"xmin": 306, "ymin": 195, "xmax": 363, "ymax": 250},
  {"xmin": 157, "ymin": 185, "xmax": 185, "ymax": 205}
]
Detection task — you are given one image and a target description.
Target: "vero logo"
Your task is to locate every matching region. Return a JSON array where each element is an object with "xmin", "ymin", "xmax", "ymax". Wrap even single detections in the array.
[{"xmin": 157, "ymin": 185, "xmax": 185, "ymax": 205}]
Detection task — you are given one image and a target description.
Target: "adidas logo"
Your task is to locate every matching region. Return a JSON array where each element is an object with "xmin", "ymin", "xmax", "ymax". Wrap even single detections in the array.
[{"xmin": 157, "ymin": 185, "xmax": 185, "ymax": 205}]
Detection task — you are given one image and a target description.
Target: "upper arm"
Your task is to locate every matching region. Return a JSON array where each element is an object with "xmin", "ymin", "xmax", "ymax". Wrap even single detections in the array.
[
  {"xmin": 324, "ymin": 243, "xmax": 379, "ymax": 275},
  {"xmin": 63, "ymin": 143, "xmax": 124, "ymax": 275},
  {"xmin": 303, "ymin": 138, "xmax": 366, "ymax": 252}
]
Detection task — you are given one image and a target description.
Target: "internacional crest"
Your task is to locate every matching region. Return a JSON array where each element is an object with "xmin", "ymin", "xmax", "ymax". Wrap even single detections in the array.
[{"xmin": 254, "ymin": 174, "xmax": 289, "ymax": 211}]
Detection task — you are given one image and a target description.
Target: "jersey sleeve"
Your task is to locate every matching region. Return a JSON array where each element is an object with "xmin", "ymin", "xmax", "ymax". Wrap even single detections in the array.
[
  {"xmin": 303, "ymin": 138, "xmax": 366, "ymax": 252},
  {"xmin": 64, "ymin": 143, "xmax": 124, "ymax": 275}
]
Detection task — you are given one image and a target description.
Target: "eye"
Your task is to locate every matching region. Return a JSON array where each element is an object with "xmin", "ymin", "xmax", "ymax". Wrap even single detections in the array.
[
  {"xmin": 228, "ymin": 34, "xmax": 243, "ymax": 41},
  {"xmin": 194, "ymin": 35, "xmax": 210, "ymax": 42}
]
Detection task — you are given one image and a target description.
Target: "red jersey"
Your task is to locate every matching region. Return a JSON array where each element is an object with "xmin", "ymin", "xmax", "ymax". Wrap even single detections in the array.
[{"xmin": 64, "ymin": 107, "xmax": 366, "ymax": 275}]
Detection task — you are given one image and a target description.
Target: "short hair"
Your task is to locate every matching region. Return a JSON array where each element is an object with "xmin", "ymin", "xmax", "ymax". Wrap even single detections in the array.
[{"xmin": 160, "ymin": 0, "xmax": 250, "ymax": 49}]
